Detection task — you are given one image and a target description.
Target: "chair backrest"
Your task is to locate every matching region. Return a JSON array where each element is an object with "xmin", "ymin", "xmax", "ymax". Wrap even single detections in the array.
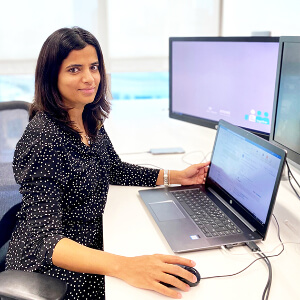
[
  {"xmin": 0, "ymin": 101, "xmax": 30, "ymax": 163},
  {"xmin": 0, "ymin": 163, "xmax": 68, "ymax": 300},
  {"xmin": 0, "ymin": 163, "xmax": 22, "ymax": 272}
]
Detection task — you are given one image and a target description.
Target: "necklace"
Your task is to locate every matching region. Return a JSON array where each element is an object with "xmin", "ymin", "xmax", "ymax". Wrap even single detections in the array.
[{"xmin": 83, "ymin": 134, "xmax": 91, "ymax": 145}]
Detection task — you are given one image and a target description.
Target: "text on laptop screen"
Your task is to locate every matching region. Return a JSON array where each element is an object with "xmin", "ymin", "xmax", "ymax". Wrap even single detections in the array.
[
  {"xmin": 170, "ymin": 38, "xmax": 279, "ymax": 137},
  {"xmin": 208, "ymin": 125, "xmax": 281, "ymax": 224}
]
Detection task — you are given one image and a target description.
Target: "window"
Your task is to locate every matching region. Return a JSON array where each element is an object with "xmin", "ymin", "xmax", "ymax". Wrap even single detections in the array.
[
  {"xmin": 0, "ymin": 75, "xmax": 34, "ymax": 102},
  {"xmin": 107, "ymin": 0, "xmax": 220, "ymax": 72},
  {"xmin": 111, "ymin": 72, "xmax": 168, "ymax": 100},
  {"xmin": 0, "ymin": 0, "xmax": 220, "ymax": 101}
]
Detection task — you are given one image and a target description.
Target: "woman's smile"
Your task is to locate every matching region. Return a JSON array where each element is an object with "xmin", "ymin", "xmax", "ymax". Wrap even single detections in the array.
[
  {"xmin": 78, "ymin": 87, "xmax": 96, "ymax": 95},
  {"xmin": 57, "ymin": 45, "xmax": 100, "ymax": 110}
]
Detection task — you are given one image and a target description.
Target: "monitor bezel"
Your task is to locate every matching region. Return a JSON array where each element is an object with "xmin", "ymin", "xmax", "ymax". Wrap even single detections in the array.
[
  {"xmin": 169, "ymin": 36, "xmax": 280, "ymax": 140},
  {"xmin": 269, "ymin": 36, "xmax": 300, "ymax": 170}
]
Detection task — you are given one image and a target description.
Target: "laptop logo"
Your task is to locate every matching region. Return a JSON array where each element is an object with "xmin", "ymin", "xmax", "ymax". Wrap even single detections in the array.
[{"xmin": 190, "ymin": 235, "xmax": 200, "ymax": 240}]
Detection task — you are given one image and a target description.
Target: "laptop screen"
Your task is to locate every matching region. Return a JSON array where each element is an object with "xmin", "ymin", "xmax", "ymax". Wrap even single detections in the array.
[{"xmin": 208, "ymin": 124, "xmax": 282, "ymax": 225}]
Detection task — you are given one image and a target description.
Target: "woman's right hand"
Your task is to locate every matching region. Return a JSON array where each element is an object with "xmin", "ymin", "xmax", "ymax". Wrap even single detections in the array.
[{"xmin": 115, "ymin": 254, "xmax": 198, "ymax": 299}]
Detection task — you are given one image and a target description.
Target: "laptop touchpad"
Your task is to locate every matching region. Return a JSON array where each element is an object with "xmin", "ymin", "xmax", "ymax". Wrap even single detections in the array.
[{"xmin": 149, "ymin": 200, "xmax": 186, "ymax": 222}]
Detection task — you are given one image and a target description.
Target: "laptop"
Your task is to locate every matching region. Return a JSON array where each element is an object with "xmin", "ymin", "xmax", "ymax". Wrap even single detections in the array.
[{"xmin": 139, "ymin": 119, "xmax": 286, "ymax": 253}]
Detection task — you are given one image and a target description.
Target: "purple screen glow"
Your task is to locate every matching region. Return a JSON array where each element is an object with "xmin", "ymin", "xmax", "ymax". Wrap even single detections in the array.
[{"xmin": 171, "ymin": 40, "xmax": 279, "ymax": 134}]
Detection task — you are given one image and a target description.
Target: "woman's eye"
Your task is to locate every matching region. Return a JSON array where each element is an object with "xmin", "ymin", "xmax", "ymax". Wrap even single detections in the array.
[
  {"xmin": 91, "ymin": 65, "xmax": 99, "ymax": 71},
  {"xmin": 68, "ymin": 67, "xmax": 79, "ymax": 73}
]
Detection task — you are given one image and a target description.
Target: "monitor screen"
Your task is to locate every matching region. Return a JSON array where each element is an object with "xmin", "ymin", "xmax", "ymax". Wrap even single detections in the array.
[
  {"xmin": 270, "ymin": 36, "xmax": 300, "ymax": 170},
  {"xmin": 169, "ymin": 37, "xmax": 280, "ymax": 139}
]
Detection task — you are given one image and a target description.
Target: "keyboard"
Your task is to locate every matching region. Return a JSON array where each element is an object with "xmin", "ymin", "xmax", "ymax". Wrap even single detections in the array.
[{"xmin": 171, "ymin": 189, "xmax": 242, "ymax": 238}]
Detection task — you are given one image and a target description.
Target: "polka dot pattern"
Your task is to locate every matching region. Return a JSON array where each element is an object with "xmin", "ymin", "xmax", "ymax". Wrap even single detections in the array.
[{"xmin": 5, "ymin": 112, "xmax": 160, "ymax": 299}]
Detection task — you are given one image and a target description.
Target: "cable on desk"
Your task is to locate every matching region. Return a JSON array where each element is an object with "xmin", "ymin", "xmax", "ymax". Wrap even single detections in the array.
[
  {"xmin": 202, "ymin": 246, "xmax": 278, "ymax": 300},
  {"xmin": 222, "ymin": 241, "xmax": 298, "ymax": 257},
  {"xmin": 181, "ymin": 150, "xmax": 205, "ymax": 165},
  {"xmin": 285, "ymin": 160, "xmax": 300, "ymax": 200},
  {"xmin": 181, "ymin": 150, "xmax": 211, "ymax": 165},
  {"xmin": 118, "ymin": 151, "xmax": 150, "ymax": 155},
  {"xmin": 221, "ymin": 215, "xmax": 285, "ymax": 256},
  {"xmin": 245, "ymin": 242, "xmax": 272, "ymax": 300},
  {"xmin": 136, "ymin": 163, "xmax": 162, "ymax": 169},
  {"xmin": 201, "ymin": 254, "xmax": 271, "ymax": 280},
  {"xmin": 257, "ymin": 251, "xmax": 272, "ymax": 300},
  {"xmin": 272, "ymin": 214, "xmax": 284, "ymax": 254},
  {"xmin": 202, "ymin": 215, "xmax": 285, "ymax": 299}
]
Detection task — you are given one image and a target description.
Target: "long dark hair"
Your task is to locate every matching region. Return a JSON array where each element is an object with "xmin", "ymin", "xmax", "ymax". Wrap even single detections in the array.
[{"xmin": 30, "ymin": 27, "xmax": 110, "ymax": 138}]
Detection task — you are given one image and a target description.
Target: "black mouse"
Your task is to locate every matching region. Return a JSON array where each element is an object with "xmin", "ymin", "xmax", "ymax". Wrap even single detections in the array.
[{"xmin": 161, "ymin": 264, "xmax": 201, "ymax": 288}]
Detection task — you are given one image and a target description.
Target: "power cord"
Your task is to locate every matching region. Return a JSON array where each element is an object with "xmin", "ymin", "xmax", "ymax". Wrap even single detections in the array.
[
  {"xmin": 258, "ymin": 252, "xmax": 272, "ymax": 300},
  {"xmin": 285, "ymin": 160, "xmax": 300, "ymax": 200},
  {"xmin": 221, "ymin": 215, "xmax": 287, "ymax": 256},
  {"xmin": 202, "ymin": 215, "xmax": 285, "ymax": 300},
  {"xmin": 203, "ymin": 245, "xmax": 277, "ymax": 300},
  {"xmin": 246, "ymin": 242, "xmax": 272, "ymax": 300}
]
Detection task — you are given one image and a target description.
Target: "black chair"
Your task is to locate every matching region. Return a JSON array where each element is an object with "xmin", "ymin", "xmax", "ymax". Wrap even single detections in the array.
[
  {"xmin": 0, "ymin": 101, "xmax": 30, "ymax": 163},
  {"xmin": 0, "ymin": 155, "xmax": 67, "ymax": 298}
]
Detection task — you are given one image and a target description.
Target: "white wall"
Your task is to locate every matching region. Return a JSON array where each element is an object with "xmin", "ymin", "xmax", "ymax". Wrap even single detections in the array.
[
  {"xmin": 2, "ymin": 0, "xmax": 300, "ymax": 75},
  {"xmin": 106, "ymin": 0, "xmax": 221, "ymax": 72},
  {"xmin": 0, "ymin": 0, "xmax": 98, "ymax": 75},
  {"xmin": 0, "ymin": 0, "xmax": 221, "ymax": 74},
  {"xmin": 222, "ymin": 0, "xmax": 300, "ymax": 36}
]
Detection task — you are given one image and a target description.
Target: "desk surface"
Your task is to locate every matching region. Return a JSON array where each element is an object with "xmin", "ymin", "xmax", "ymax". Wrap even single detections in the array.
[{"xmin": 103, "ymin": 99, "xmax": 300, "ymax": 300}]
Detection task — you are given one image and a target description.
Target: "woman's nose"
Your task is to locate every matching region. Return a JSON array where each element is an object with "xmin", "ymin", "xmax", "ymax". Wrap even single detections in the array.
[{"xmin": 82, "ymin": 69, "xmax": 94, "ymax": 84}]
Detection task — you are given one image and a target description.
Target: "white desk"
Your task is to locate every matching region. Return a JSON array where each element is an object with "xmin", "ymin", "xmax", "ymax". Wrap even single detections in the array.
[{"xmin": 103, "ymin": 99, "xmax": 300, "ymax": 300}]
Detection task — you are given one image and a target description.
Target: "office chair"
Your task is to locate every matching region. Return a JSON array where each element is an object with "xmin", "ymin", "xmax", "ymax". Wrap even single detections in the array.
[
  {"xmin": 0, "ymin": 101, "xmax": 30, "ymax": 163},
  {"xmin": 0, "ymin": 163, "xmax": 67, "ymax": 299}
]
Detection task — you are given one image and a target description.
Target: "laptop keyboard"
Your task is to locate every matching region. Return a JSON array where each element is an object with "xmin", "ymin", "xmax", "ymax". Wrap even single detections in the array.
[{"xmin": 171, "ymin": 189, "xmax": 242, "ymax": 238}]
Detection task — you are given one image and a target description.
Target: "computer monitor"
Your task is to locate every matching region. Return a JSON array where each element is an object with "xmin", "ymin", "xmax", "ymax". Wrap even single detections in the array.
[
  {"xmin": 269, "ymin": 36, "xmax": 300, "ymax": 173},
  {"xmin": 169, "ymin": 36, "xmax": 280, "ymax": 139}
]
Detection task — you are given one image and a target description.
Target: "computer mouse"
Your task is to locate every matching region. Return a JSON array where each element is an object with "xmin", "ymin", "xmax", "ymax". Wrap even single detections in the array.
[{"xmin": 161, "ymin": 264, "xmax": 201, "ymax": 288}]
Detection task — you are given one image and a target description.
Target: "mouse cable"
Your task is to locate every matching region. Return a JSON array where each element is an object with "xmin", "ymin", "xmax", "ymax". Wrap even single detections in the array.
[{"xmin": 285, "ymin": 160, "xmax": 300, "ymax": 200}]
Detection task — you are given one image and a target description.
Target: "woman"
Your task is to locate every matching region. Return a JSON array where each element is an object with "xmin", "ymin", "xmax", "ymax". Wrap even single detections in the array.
[{"xmin": 6, "ymin": 27, "xmax": 209, "ymax": 299}]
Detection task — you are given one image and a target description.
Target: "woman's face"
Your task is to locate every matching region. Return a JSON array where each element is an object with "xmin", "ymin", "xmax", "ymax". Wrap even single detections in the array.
[{"xmin": 57, "ymin": 45, "xmax": 101, "ymax": 110}]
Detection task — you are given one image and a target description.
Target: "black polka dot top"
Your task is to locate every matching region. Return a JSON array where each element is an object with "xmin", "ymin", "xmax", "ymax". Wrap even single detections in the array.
[{"xmin": 5, "ymin": 111, "xmax": 160, "ymax": 299}]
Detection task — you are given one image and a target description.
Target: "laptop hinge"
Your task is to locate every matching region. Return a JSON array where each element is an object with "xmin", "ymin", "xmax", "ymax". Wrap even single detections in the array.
[{"xmin": 208, "ymin": 188, "xmax": 257, "ymax": 232}]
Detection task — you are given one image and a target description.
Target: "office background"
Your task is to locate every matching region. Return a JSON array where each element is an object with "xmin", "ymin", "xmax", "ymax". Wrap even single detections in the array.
[
  {"xmin": 1, "ymin": 0, "xmax": 300, "ymax": 102},
  {"xmin": 1, "ymin": 1, "xmax": 300, "ymax": 299}
]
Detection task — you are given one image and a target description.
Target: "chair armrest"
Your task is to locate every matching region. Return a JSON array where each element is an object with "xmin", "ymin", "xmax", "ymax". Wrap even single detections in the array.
[{"xmin": 0, "ymin": 270, "xmax": 67, "ymax": 300}]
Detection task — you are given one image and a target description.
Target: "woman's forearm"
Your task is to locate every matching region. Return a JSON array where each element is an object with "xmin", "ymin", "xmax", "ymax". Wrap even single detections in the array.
[
  {"xmin": 52, "ymin": 238, "xmax": 125, "ymax": 277},
  {"xmin": 53, "ymin": 237, "xmax": 197, "ymax": 298}
]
